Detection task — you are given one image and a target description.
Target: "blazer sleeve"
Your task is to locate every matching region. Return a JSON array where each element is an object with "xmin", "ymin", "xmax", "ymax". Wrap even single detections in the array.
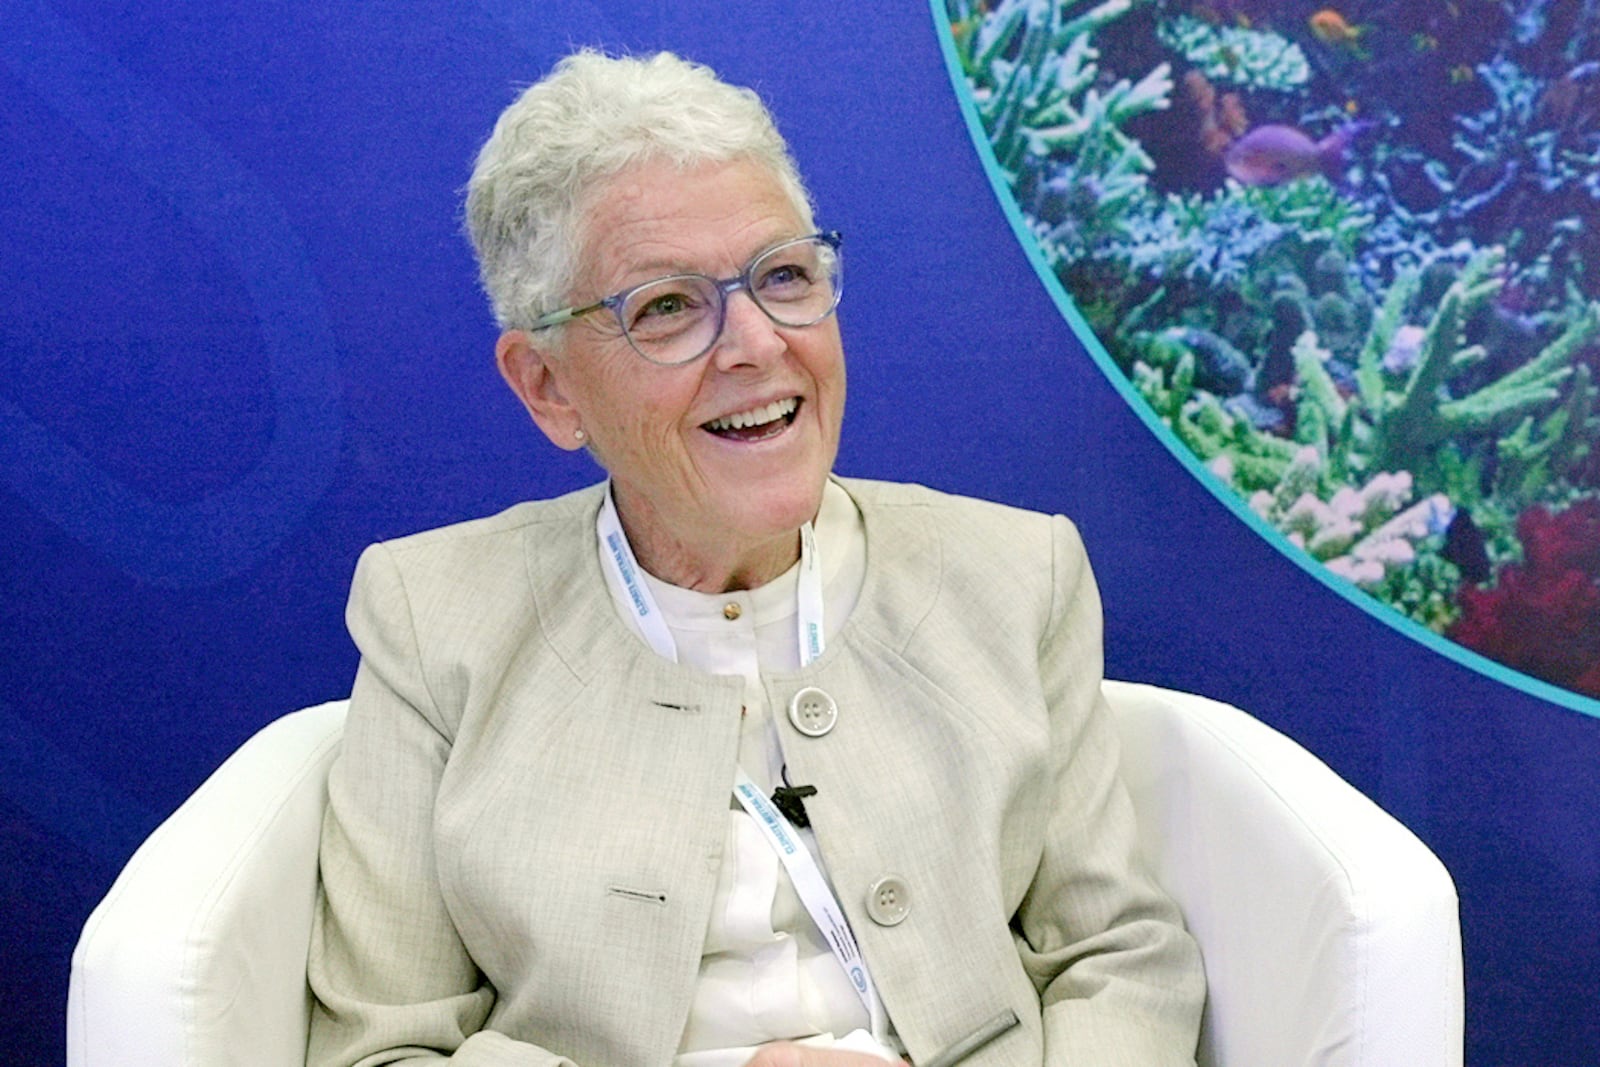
[
  {"xmin": 1013, "ymin": 516, "xmax": 1205, "ymax": 1066},
  {"xmin": 307, "ymin": 543, "xmax": 578, "ymax": 1067}
]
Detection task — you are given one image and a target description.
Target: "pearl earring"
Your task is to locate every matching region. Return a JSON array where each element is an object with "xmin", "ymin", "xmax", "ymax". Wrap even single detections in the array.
[{"xmin": 573, "ymin": 428, "xmax": 586, "ymax": 442}]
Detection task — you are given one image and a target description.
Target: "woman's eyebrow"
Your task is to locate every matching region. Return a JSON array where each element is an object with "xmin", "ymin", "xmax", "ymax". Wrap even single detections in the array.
[{"xmin": 616, "ymin": 232, "xmax": 807, "ymax": 283}]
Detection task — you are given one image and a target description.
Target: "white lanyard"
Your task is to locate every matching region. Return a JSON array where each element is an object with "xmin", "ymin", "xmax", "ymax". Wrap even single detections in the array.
[
  {"xmin": 796, "ymin": 521, "xmax": 824, "ymax": 665},
  {"xmin": 733, "ymin": 767, "xmax": 882, "ymax": 1031},
  {"xmin": 596, "ymin": 484, "xmax": 882, "ymax": 1031},
  {"xmin": 597, "ymin": 485, "xmax": 826, "ymax": 668},
  {"xmin": 597, "ymin": 487, "xmax": 680, "ymax": 661}
]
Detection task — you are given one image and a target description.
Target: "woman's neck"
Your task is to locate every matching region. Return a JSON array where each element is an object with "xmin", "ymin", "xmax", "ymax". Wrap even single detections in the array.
[{"xmin": 612, "ymin": 489, "xmax": 802, "ymax": 594}]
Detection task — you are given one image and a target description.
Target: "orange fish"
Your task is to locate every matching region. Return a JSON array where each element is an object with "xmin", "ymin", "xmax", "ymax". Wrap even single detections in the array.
[
  {"xmin": 1309, "ymin": 9, "xmax": 1364, "ymax": 45},
  {"xmin": 1187, "ymin": 71, "xmax": 1252, "ymax": 156},
  {"xmin": 1218, "ymin": 92, "xmax": 1249, "ymax": 137},
  {"xmin": 1184, "ymin": 69, "xmax": 1217, "ymax": 107}
]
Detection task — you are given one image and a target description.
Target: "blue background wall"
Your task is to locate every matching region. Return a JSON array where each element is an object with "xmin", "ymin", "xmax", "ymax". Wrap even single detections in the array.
[{"xmin": 4, "ymin": 2, "xmax": 1597, "ymax": 1063}]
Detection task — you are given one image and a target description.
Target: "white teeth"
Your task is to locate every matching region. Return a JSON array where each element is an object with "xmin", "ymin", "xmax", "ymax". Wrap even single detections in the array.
[{"xmin": 706, "ymin": 397, "xmax": 798, "ymax": 432}]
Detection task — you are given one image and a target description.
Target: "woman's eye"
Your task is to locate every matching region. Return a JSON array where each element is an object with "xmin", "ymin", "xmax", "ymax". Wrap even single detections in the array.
[
  {"xmin": 759, "ymin": 263, "xmax": 811, "ymax": 290},
  {"xmin": 633, "ymin": 291, "xmax": 693, "ymax": 323}
]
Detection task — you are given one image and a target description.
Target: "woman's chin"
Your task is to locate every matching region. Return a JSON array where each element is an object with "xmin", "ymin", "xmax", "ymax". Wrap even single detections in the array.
[{"xmin": 717, "ymin": 481, "xmax": 827, "ymax": 544}]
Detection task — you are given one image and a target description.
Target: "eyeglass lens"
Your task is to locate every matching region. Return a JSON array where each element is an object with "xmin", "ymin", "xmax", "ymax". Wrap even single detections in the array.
[{"xmin": 619, "ymin": 236, "xmax": 841, "ymax": 365}]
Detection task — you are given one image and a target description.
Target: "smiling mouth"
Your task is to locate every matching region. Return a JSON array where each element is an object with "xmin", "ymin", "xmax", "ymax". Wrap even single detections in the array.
[{"xmin": 702, "ymin": 397, "xmax": 800, "ymax": 442}]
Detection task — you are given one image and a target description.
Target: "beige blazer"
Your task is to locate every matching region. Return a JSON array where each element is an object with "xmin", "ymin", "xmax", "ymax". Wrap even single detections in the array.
[{"xmin": 308, "ymin": 478, "xmax": 1203, "ymax": 1067}]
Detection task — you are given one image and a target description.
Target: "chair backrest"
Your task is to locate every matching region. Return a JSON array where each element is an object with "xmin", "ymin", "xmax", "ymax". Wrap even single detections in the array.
[
  {"xmin": 67, "ymin": 700, "xmax": 347, "ymax": 1067},
  {"xmin": 1104, "ymin": 680, "xmax": 1464, "ymax": 1067},
  {"xmin": 69, "ymin": 687, "xmax": 1463, "ymax": 1067}
]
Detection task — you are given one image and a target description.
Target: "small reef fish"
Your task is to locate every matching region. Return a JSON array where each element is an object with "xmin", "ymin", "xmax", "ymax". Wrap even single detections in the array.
[
  {"xmin": 1193, "ymin": 0, "xmax": 1255, "ymax": 27},
  {"xmin": 1443, "ymin": 509, "xmax": 1492, "ymax": 584},
  {"xmin": 1537, "ymin": 61, "xmax": 1600, "ymax": 125},
  {"xmin": 1309, "ymin": 9, "xmax": 1365, "ymax": 47},
  {"xmin": 1223, "ymin": 122, "xmax": 1368, "ymax": 185}
]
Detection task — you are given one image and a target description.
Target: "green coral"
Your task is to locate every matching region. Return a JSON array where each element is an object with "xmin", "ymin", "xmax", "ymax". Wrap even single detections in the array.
[
  {"xmin": 1353, "ymin": 249, "xmax": 1600, "ymax": 491},
  {"xmin": 1132, "ymin": 341, "xmax": 1470, "ymax": 622},
  {"xmin": 1105, "ymin": 182, "xmax": 1377, "ymax": 380},
  {"xmin": 941, "ymin": 0, "xmax": 1600, "ymax": 657},
  {"xmin": 1114, "ymin": 172, "xmax": 1373, "ymax": 284},
  {"xmin": 1375, "ymin": 551, "xmax": 1464, "ymax": 631},
  {"xmin": 952, "ymin": 0, "xmax": 1171, "ymax": 175},
  {"xmin": 1246, "ymin": 238, "xmax": 1377, "ymax": 377},
  {"xmin": 1491, "ymin": 364, "xmax": 1596, "ymax": 500},
  {"xmin": 1290, "ymin": 330, "xmax": 1347, "ymax": 456},
  {"xmin": 1155, "ymin": 13, "xmax": 1310, "ymax": 92},
  {"xmin": 949, "ymin": 0, "xmax": 1172, "ymax": 257},
  {"xmin": 1129, "ymin": 352, "xmax": 1299, "ymax": 491},
  {"xmin": 1127, "ymin": 244, "xmax": 1600, "ymax": 550}
]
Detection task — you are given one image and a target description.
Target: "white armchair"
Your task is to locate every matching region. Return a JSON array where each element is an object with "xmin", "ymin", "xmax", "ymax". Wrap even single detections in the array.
[
  {"xmin": 67, "ymin": 685, "xmax": 1463, "ymax": 1066},
  {"xmin": 68, "ymin": 700, "xmax": 346, "ymax": 1067},
  {"xmin": 1104, "ymin": 681, "xmax": 1463, "ymax": 1067}
]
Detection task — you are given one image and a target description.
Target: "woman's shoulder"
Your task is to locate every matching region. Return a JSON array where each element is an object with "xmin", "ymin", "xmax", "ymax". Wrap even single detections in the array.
[
  {"xmin": 372, "ymin": 482, "xmax": 603, "ymax": 559},
  {"xmin": 348, "ymin": 483, "xmax": 604, "ymax": 619},
  {"xmin": 838, "ymin": 476, "xmax": 1084, "ymax": 609},
  {"xmin": 837, "ymin": 477, "xmax": 1091, "ymax": 653},
  {"xmin": 837, "ymin": 475, "xmax": 1067, "ymax": 544}
]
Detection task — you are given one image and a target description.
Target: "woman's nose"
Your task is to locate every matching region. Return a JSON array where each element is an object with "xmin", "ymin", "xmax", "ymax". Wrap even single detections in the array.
[{"xmin": 711, "ymin": 289, "xmax": 786, "ymax": 369}]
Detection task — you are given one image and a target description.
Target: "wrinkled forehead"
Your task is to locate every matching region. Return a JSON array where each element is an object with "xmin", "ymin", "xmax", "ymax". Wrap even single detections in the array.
[{"xmin": 572, "ymin": 156, "xmax": 813, "ymax": 293}]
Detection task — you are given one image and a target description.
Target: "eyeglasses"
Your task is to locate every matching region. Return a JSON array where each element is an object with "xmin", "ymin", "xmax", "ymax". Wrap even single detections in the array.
[{"xmin": 528, "ymin": 231, "xmax": 843, "ymax": 366}]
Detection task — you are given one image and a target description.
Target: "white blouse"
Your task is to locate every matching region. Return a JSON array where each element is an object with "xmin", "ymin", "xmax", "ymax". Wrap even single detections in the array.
[{"xmin": 599, "ymin": 480, "xmax": 897, "ymax": 1067}]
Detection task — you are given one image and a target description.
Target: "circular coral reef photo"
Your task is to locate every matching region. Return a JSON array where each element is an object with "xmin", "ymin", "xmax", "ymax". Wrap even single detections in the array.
[{"xmin": 943, "ymin": 0, "xmax": 1600, "ymax": 705}]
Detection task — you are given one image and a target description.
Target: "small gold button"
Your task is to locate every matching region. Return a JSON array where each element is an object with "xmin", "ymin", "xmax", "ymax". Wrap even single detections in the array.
[{"xmin": 723, "ymin": 602, "xmax": 743, "ymax": 620}]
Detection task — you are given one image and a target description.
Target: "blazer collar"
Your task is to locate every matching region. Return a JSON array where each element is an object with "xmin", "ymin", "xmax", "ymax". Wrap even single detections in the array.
[{"xmin": 519, "ymin": 477, "xmax": 942, "ymax": 682}]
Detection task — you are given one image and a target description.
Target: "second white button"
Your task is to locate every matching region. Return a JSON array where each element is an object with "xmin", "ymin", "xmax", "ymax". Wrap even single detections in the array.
[{"xmin": 788, "ymin": 686, "xmax": 839, "ymax": 737}]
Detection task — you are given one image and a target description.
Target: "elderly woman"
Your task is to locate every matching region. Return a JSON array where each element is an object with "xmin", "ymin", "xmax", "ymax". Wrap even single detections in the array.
[{"xmin": 308, "ymin": 50, "xmax": 1204, "ymax": 1067}]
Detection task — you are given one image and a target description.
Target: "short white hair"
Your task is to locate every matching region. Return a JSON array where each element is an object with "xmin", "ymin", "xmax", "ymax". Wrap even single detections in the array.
[{"xmin": 464, "ymin": 50, "xmax": 816, "ymax": 331}]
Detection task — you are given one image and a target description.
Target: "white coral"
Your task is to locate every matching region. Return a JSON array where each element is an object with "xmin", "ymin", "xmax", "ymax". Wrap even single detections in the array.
[
  {"xmin": 1255, "ymin": 467, "xmax": 1449, "ymax": 588},
  {"xmin": 1325, "ymin": 555, "xmax": 1387, "ymax": 589}
]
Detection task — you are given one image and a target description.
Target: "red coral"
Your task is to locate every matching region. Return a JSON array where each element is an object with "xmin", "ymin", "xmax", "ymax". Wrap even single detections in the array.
[
  {"xmin": 1520, "ymin": 497, "xmax": 1600, "ymax": 573},
  {"xmin": 1449, "ymin": 499, "xmax": 1600, "ymax": 698}
]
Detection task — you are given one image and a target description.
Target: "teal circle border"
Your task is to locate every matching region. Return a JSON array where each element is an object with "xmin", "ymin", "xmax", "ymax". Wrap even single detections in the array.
[{"xmin": 928, "ymin": 0, "xmax": 1600, "ymax": 722}]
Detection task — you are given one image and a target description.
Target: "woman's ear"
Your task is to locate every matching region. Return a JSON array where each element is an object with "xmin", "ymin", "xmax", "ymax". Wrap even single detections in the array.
[{"xmin": 496, "ymin": 330, "xmax": 587, "ymax": 451}]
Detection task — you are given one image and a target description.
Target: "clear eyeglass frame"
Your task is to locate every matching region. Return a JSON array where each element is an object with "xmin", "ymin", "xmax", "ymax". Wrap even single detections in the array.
[{"xmin": 526, "ymin": 230, "xmax": 843, "ymax": 366}]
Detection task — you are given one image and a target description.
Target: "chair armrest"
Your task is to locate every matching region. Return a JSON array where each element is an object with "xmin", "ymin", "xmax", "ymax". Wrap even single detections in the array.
[
  {"xmin": 68, "ymin": 700, "xmax": 347, "ymax": 1067},
  {"xmin": 1104, "ymin": 681, "xmax": 1463, "ymax": 1067}
]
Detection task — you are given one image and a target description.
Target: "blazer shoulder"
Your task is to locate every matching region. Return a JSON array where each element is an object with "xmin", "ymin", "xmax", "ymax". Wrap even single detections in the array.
[
  {"xmin": 840, "ymin": 476, "xmax": 1066, "ymax": 554},
  {"xmin": 377, "ymin": 482, "xmax": 602, "ymax": 557},
  {"xmin": 841, "ymin": 477, "xmax": 1083, "ymax": 636},
  {"xmin": 351, "ymin": 483, "xmax": 602, "ymax": 618}
]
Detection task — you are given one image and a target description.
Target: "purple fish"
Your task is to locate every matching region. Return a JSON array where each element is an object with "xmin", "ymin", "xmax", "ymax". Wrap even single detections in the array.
[{"xmin": 1224, "ymin": 122, "xmax": 1367, "ymax": 185}]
